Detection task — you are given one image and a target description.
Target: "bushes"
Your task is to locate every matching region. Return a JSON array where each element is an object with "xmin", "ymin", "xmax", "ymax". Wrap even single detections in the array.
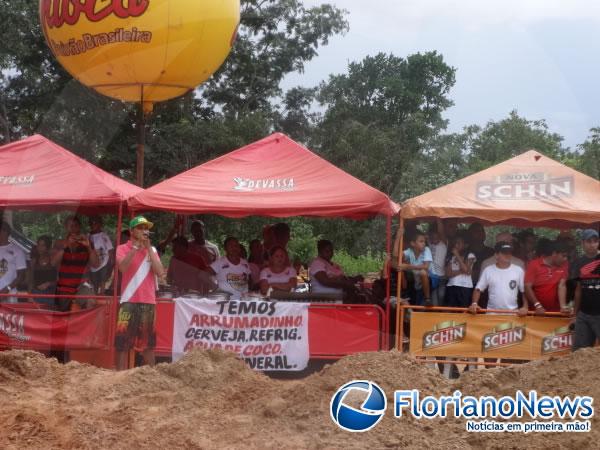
[{"xmin": 332, "ymin": 249, "xmax": 384, "ymax": 276}]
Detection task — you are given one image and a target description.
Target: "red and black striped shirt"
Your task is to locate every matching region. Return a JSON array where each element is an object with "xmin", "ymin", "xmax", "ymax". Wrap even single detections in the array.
[{"xmin": 56, "ymin": 245, "xmax": 90, "ymax": 295}]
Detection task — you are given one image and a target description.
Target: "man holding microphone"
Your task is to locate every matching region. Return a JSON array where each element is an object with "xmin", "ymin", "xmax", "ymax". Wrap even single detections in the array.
[{"xmin": 115, "ymin": 216, "xmax": 165, "ymax": 370}]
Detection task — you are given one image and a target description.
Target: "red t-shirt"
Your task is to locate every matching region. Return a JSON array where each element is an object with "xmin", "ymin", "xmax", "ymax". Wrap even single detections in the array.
[
  {"xmin": 524, "ymin": 257, "xmax": 568, "ymax": 312},
  {"xmin": 116, "ymin": 241, "xmax": 158, "ymax": 304},
  {"xmin": 167, "ymin": 252, "xmax": 209, "ymax": 292}
]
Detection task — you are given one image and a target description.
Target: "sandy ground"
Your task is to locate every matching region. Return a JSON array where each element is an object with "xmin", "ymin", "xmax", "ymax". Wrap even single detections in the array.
[{"xmin": 1, "ymin": 348, "xmax": 598, "ymax": 449}]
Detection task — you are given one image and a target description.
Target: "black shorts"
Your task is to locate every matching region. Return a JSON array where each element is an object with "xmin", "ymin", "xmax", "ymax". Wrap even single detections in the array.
[
  {"xmin": 114, "ymin": 303, "xmax": 156, "ymax": 352},
  {"xmin": 90, "ymin": 264, "xmax": 112, "ymax": 291},
  {"xmin": 445, "ymin": 286, "xmax": 473, "ymax": 308}
]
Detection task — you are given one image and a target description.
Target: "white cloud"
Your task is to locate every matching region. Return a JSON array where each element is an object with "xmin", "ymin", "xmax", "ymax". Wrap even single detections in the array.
[
  {"xmin": 306, "ymin": 0, "xmax": 600, "ymax": 29},
  {"xmin": 289, "ymin": 0, "xmax": 600, "ymax": 147}
]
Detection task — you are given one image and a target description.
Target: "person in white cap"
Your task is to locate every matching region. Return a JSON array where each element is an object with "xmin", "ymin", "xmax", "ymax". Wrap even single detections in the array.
[
  {"xmin": 469, "ymin": 241, "xmax": 527, "ymax": 316},
  {"xmin": 480, "ymin": 232, "xmax": 525, "ymax": 273}
]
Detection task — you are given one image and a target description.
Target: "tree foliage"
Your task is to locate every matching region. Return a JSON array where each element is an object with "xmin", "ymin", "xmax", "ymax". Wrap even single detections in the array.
[
  {"xmin": 315, "ymin": 52, "xmax": 456, "ymax": 196},
  {"xmin": 463, "ymin": 110, "xmax": 568, "ymax": 172},
  {"xmin": 576, "ymin": 127, "xmax": 600, "ymax": 180},
  {"xmin": 0, "ymin": 1, "xmax": 599, "ymax": 259}
]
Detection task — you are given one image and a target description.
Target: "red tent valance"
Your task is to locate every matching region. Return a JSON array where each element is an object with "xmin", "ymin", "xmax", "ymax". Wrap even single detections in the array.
[
  {"xmin": 0, "ymin": 134, "xmax": 141, "ymax": 212},
  {"xmin": 129, "ymin": 133, "xmax": 399, "ymax": 219}
]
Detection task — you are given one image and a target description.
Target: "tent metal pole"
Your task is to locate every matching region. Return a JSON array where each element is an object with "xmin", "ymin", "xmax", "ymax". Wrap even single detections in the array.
[
  {"xmin": 395, "ymin": 215, "xmax": 405, "ymax": 351},
  {"xmin": 384, "ymin": 214, "xmax": 392, "ymax": 350},
  {"xmin": 109, "ymin": 202, "xmax": 123, "ymax": 369},
  {"xmin": 136, "ymin": 87, "xmax": 145, "ymax": 187}
]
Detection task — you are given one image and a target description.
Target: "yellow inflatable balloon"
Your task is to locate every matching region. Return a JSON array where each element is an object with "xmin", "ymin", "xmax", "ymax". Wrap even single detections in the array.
[{"xmin": 39, "ymin": 0, "xmax": 240, "ymax": 105}]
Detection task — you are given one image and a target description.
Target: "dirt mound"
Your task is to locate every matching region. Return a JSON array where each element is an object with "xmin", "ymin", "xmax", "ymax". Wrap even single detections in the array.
[{"xmin": 0, "ymin": 349, "xmax": 598, "ymax": 449}]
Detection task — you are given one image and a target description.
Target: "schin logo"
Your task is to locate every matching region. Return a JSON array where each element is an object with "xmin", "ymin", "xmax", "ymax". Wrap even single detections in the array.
[
  {"xmin": 233, "ymin": 177, "xmax": 295, "ymax": 192},
  {"xmin": 476, "ymin": 173, "xmax": 573, "ymax": 201},
  {"xmin": 0, "ymin": 175, "xmax": 35, "ymax": 186},
  {"xmin": 482, "ymin": 322, "xmax": 526, "ymax": 352},
  {"xmin": 541, "ymin": 326, "xmax": 572, "ymax": 355},
  {"xmin": 422, "ymin": 321, "xmax": 466, "ymax": 350}
]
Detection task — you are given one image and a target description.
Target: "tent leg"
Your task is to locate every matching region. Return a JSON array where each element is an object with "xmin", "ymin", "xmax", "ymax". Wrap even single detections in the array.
[
  {"xmin": 109, "ymin": 203, "xmax": 123, "ymax": 369},
  {"xmin": 136, "ymin": 88, "xmax": 146, "ymax": 187},
  {"xmin": 395, "ymin": 216, "xmax": 405, "ymax": 351},
  {"xmin": 384, "ymin": 215, "xmax": 392, "ymax": 350}
]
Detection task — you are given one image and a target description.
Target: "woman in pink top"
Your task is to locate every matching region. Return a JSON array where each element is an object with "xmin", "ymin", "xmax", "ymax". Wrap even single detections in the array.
[{"xmin": 259, "ymin": 246, "xmax": 297, "ymax": 295}]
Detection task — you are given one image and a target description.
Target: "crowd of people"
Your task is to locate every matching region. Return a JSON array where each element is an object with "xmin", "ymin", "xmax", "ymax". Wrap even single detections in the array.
[
  {"xmin": 160, "ymin": 219, "xmax": 364, "ymax": 302},
  {"xmin": 1, "ymin": 212, "xmax": 598, "ymax": 369},
  {"xmin": 0, "ymin": 215, "xmax": 369, "ymax": 309},
  {"xmin": 1, "ymin": 215, "xmax": 113, "ymax": 311},
  {"xmin": 393, "ymin": 219, "xmax": 600, "ymax": 353}
]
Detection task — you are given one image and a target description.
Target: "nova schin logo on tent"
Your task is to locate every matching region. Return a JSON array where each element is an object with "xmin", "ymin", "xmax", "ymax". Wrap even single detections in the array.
[{"xmin": 330, "ymin": 380, "xmax": 387, "ymax": 432}]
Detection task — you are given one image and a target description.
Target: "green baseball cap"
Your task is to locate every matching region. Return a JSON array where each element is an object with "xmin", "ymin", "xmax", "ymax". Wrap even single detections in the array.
[{"xmin": 129, "ymin": 216, "xmax": 153, "ymax": 230}]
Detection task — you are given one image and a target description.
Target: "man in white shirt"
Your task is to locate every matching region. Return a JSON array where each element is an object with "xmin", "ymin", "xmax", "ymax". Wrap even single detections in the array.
[
  {"xmin": 0, "ymin": 221, "xmax": 26, "ymax": 303},
  {"xmin": 88, "ymin": 216, "xmax": 114, "ymax": 294},
  {"xmin": 480, "ymin": 232, "xmax": 525, "ymax": 273},
  {"xmin": 469, "ymin": 241, "xmax": 527, "ymax": 316}
]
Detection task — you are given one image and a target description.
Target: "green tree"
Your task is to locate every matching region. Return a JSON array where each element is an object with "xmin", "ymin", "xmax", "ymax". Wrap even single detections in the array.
[
  {"xmin": 274, "ymin": 86, "xmax": 319, "ymax": 143},
  {"xmin": 464, "ymin": 110, "xmax": 568, "ymax": 172},
  {"xmin": 576, "ymin": 127, "xmax": 600, "ymax": 180},
  {"xmin": 397, "ymin": 132, "xmax": 471, "ymax": 200},
  {"xmin": 0, "ymin": 0, "xmax": 348, "ymax": 186},
  {"xmin": 204, "ymin": 0, "xmax": 348, "ymax": 116},
  {"xmin": 315, "ymin": 52, "xmax": 456, "ymax": 196}
]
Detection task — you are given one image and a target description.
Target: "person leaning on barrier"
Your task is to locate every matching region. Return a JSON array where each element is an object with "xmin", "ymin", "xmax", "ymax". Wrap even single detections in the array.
[
  {"xmin": 524, "ymin": 240, "xmax": 570, "ymax": 315},
  {"xmin": 115, "ymin": 216, "xmax": 165, "ymax": 370},
  {"xmin": 209, "ymin": 236, "xmax": 251, "ymax": 300},
  {"xmin": 259, "ymin": 246, "xmax": 297, "ymax": 295},
  {"xmin": 189, "ymin": 219, "xmax": 220, "ymax": 265},
  {"xmin": 248, "ymin": 239, "xmax": 265, "ymax": 290},
  {"xmin": 397, "ymin": 230, "xmax": 433, "ymax": 306},
  {"xmin": 28, "ymin": 235, "xmax": 57, "ymax": 308},
  {"xmin": 445, "ymin": 232, "xmax": 476, "ymax": 308},
  {"xmin": 571, "ymin": 229, "xmax": 600, "ymax": 351},
  {"xmin": 167, "ymin": 237, "xmax": 214, "ymax": 295},
  {"xmin": 309, "ymin": 239, "xmax": 362, "ymax": 301},
  {"xmin": 469, "ymin": 241, "xmax": 527, "ymax": 316},
  {"xmin": 480, "ymin": 232, "xmax": 525, "ymax": 273},
  {"xmin": 428, "ymin": 218, "xmax": 448, "ymax": 307},
  {"xmin": 0, "ymin": 221, "xmax": 27, "ymax": 303}
]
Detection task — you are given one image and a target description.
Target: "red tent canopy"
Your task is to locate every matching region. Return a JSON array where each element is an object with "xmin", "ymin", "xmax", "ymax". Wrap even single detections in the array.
[
  {"xmin": 129, "ymin": 133, "xmax": 399, "ymax": 219},
  {"xmin": 0, "ymin": 134, "xmax": 142, "ymax": 212}
]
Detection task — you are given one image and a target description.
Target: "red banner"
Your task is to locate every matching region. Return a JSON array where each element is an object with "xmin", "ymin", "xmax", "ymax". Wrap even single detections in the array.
[
  {"xmin": 0, "ymin": 304, "xmax": 110, "ymax": 350},
  {"xmin": 154, "ymin": 301, "xmax": 384, "ymax": 358}
]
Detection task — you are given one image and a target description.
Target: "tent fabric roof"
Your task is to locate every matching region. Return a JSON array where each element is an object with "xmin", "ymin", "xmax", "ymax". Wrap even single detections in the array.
[
  {"xmin": 129, "ymin": 133, "xmax": 399, "ymax": 219},
  {"xmin": 0, "ymin": 134, "xmax": 142, "ymax": 212},
  {"xmin": 401, "ymin": 150, "xmax": 600, "ymax": 227}
]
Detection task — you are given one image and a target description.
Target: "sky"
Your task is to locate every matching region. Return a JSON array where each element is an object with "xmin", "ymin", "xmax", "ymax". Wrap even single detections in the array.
[{"xmin": 282, "ymin": 0, "xmax": 600, "ymax": 148}]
